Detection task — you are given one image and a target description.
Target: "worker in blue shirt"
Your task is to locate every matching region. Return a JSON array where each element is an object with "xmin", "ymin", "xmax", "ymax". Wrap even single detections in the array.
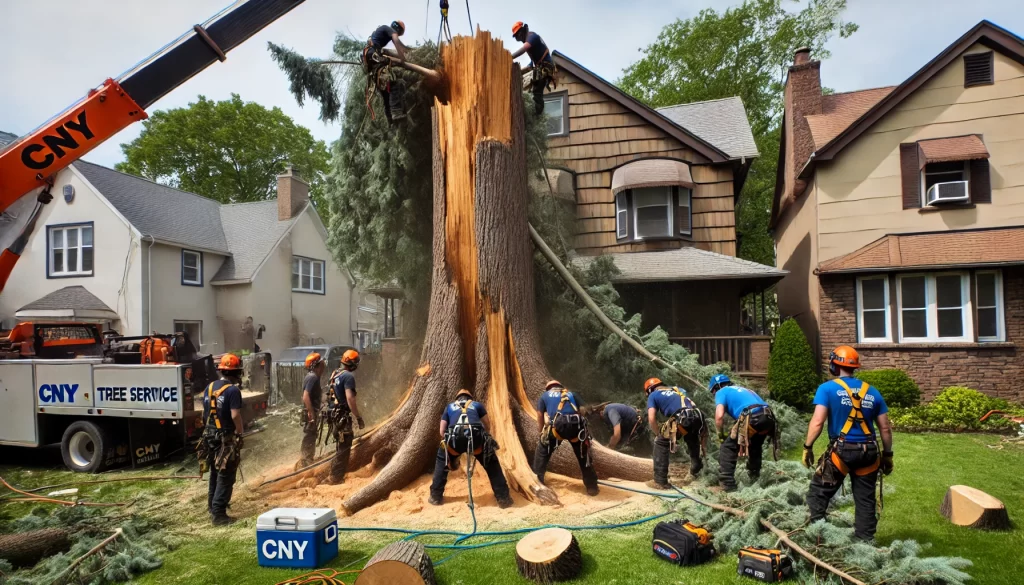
[
  {"xmin": 326, "ymin": 350, "xmax": 365, "ymax": 485},
  {"xmin": 361, "ymin": 20, "xmax": 409, "ymax": 124},
  {"xmin": 599, "ymin": 403, "xmax": 641, "ymax": 451},
  {"xmin": 712, "ymin": 374, "xmax": 778, "ymax": 492},
  {"xmin": 532, "ymin": 380, "xmax": 599, "ymax": 496},
  {"xmin": 511, "ymin": 21, "xmax": 556, "ymax": 115},
  {"xmin": 803, "ymin": 346, "xmax": 893, "ymax": 542},
  {"xmin": 429, "ymin": 389, "xmax": 513, "ymax": 508},
  {"xmin": 645, "ymin": 378, "xmax": 707, "ymax": 489}
]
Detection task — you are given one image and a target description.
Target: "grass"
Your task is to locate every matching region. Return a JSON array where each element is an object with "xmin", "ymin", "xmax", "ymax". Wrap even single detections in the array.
[{"xmin": 3, "ymin": 433, "xmax": 1023, "ymax": 584}]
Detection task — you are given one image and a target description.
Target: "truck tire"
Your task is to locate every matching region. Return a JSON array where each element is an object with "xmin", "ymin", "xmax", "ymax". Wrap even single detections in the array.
[{"xmin": 60, "ymin": 421, "xmax": 112, "ymax": 473}]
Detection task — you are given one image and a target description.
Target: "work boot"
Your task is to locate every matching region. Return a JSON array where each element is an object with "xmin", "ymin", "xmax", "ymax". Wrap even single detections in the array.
[
  {"xmin": 690, "ymin": 461, "xmax": 704, "ymax": 477},
  {"xmin": 211, "ymin": 514, "xmax": 236, "ymax": 526},
  {"xmin": 586, "ymin": 486, "xmax": 599, "ymax": 497},
  {"xmin": 428, "ymin": 495, "xmax": 443, "ymax": 506},
  {"xmin": 646, "ymin": 480, "xmax": 671, "ymax": 491},
  {"xmin": 496, "ymin": 496, "xmax": 514, "ymax": 509}
]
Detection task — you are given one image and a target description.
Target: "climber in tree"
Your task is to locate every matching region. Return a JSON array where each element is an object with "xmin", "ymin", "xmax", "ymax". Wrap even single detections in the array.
[
  {"xmin": 803, "ymin": 346, "xmax": 893, "ymax": 542},
  {"xmin": 511, "ymin": 21, "xmax": 556, "ymax": 115},
  {"xmin": 361, "ymin": 20, "xmax": 409, "ymax": 124},
  {"xmin": 429, "ymin": 389, "xmax": 514, "ymax": 508},
  {"xmin": 532, "ymin": 380, "xmax": 599, "ymax": 496},
  {"xmin": 645, "ymin": 378, "xmax": 707, "ymax": 489},
  {"xmin": 712, "ymin": 374, "xmax": 779, "ymax": 492}
]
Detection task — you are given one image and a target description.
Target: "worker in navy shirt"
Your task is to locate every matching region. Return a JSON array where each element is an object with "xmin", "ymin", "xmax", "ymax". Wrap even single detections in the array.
[
  {"xmin": 429, "ymin": 389, "xmax": 513, "ymax": 508},
  {"xmin": 600, "ymin": 403, "xmax": 640, "ymax": 450},
  {"xmin": 362, "ymin": 20, "xmax": 409, "ymax": 124},
  {"xmin": 511, "ymin": 21, "xmax": 556, "ymax": 115},
  {"xmin": 645, "ymin": 379, "xmax": 707, "ymax": 488},
  {"xmin": 327, "ymin": 350, "xmax": 365, "ymax": 485},
  {"xmin": 532, "ymin": 380, "xmax": 599, "ymax": 495},
  {"xmin": 202, "ymin": 354, "xmax": 245, "ymax": 526},
  {"xmin": 803, "ymin": 346, "xmax": 893, "ymax": 542},
  {"xmin": 712, "ymin": 374, "xmax": 777, "ymax": 492}
]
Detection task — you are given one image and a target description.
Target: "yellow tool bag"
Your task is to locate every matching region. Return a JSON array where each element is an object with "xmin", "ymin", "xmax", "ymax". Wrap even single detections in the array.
[
  {"xmin": 737, "ymin": 547, "xmax": 792, "ymax": 582},
  {"xmin": 651, "ymin": 519, "xmax": 716, "ymax": 566}
]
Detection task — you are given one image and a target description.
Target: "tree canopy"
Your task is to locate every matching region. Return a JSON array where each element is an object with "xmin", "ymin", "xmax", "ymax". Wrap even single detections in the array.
[
  {"xmin": 117, "ymin": 94, "xmax": 330, "ymax": 209},
  {"xmin": 619, "ymin": 0, "xmax": 858, "ymax": 266}
]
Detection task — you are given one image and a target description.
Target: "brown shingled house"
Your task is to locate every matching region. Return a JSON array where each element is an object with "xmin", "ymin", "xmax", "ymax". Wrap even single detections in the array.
[{"xmin": 771, "ymin": 21, "xmax": 1024, "ymax": 401}]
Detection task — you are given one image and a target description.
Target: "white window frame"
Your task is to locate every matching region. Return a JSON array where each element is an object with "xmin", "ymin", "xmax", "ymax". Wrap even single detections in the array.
[
  {"xmin": 292, "ymin": 256, "xmax": 325, "ymax": 294},
  {"xmin": 896, "ymin": 272, "xmax": 972, "ymax": 343},
  {"xmin": 47, "ymin": 223, "xmax": 94, "ymax": 277},
  {"xmin": 615, "ymin": 192, "xmax": 628, "ymax": 239},
  {"xmin": 856, "ymin": 276, "xmax": 891, "ymax": 342},
  {"xmin": 543, "ymin": 93, "xmax": 568, "ymax": 137},
  {"xmin": 631, "ymin": 186, "xmax": 674, "ymax": 240},
  {"xmin": 677, "ymin": 187, "xmax": 692, "ymax": 236},
  {"xmin": 181, "ymin": 249, "xmax": 203, "ymax": 286},
  {"xmin": 975, "ymin": 270, "xmax": 1004, "ymax": 342},
  {"xmin": 173, "ymin": 320, "xmax": 203, "ymax": 346}
]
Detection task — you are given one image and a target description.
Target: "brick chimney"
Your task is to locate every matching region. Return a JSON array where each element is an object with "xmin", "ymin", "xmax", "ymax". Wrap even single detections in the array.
[
  {"xmin": 277, "ymin": 165, "xmax": 309, "ymax": 221},
  {"xmin": 784, "ymin": 47, "xmax": 822, "ymax": 199}
]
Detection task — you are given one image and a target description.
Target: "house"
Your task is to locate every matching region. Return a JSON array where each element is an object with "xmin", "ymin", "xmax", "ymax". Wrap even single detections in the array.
[
  {"xmin": 540, "ymin": 53, "xmax": 787, "ymax": 377},
  {"xmin": 771, "ymin": 21, "xmax": 1024, "ymax": 401},
  {"xmin": 0, "ymin": 130, "xmax": 357, "ymax": 357}
]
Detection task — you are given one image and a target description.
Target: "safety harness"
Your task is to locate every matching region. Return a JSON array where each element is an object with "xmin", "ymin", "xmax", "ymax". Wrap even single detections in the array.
[
  {"xmin": 544, "ymin": 389, "xmax": 592, "ymax": 467},
  {"xmin": 361, "ymin": 41, "xmax": 396, "ymax": 122},
  {"xmin": 441, "ymin": 398, "xmax": 498, "ymax": 472},
  {"xmin": 659, "ymin": 387, "xmax": 706, "ymax": 455},
  {"xmin": 530, "ymin": 55, "xmax": 558, "ymax": 92},
  {"xmin": 731, "ymin": 403, "xmax": 780, "ymax": 460},
  {"xmin": 319, "ymin": 370, "xmax": 354, "ymax": 452},
  {"xmin": 196, "ymin": 380, "xmax": 241, "ymax": 475},
  {"xmin": 815, "ymin": 379, "xmax": 884, "ymax": 510}
]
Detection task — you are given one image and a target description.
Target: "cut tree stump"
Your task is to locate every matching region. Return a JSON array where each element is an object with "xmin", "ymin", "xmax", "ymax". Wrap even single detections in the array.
[
  {"xmin": 0, "ymin": 527, "xmax": 71, "ymax": 567},
  {"xmin": 355, "ymin": 541, "xmax": 436, "ymax": 585},
  {"xmin": 515, "ymin": 527, "xmax": 582, "ymax": 583},
  {"xmin": 940, "ymin": 485, "xmax": 1011, "ymax": 530}
]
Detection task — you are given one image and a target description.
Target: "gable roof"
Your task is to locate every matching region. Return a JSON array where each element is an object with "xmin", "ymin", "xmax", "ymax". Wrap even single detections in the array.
[
  {"xmin": 551, "ymin": 52, "xmax": 732, "ymax": 163},
  {"xmin": 212, "ymin": 200, "xmax": 303, "ymax": 283},
  {"xmin": 657, "ymin": 97, "xmax": 759, "ymax": 159},
  {"xmin": 804, "ymin": 86, "xmax": 895, "ymax": 150},
  {"xmin": 572, "ymin": 247, "xmax": 786, "ymax": 284},
  {"xmin": 16, "ymin": 285, "xmax": 119, "ymax": 320}
]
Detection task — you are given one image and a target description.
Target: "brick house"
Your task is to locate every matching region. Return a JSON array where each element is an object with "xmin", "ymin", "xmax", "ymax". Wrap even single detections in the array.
[{"xmin": 771, "ymin": 21, "xmax": 1024, "ymax": 401}]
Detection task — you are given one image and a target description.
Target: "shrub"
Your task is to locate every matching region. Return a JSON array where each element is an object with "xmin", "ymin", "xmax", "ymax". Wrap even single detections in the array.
[
  {"xmin": 889, "ymin": 386, "xmax": 1022, "ymax": 433},
  {"xmin": 766, "ymin": 319, "xmax": 819, "ymax": 410},
  {"xmin": 855, "ymin": 369, "xmax": 921, "ymax": 408}
]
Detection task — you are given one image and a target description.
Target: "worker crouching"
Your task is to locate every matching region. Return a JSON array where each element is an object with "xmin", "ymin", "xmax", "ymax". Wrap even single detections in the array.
[
  {"xmin": 361, "ymin": 20, "xmax": 409, "ymax": 124},
  {"xmin": 531, "ymin": 380, "xmax": 599, "ymax": 496},
  {"xmin": 428, "ymin": 389, "xmax": 513, "ymax": 508},
  {"xmin": 803, "ymin": 346, "xmax": 893, "ymax": 542},
  {"xmin": 326, "ymin": 349, "xmax": 365, "ymax": 484},
  {"xmin": 645, "ymin": 378, "xmax": 707, "ymax": 489},
  {"xmin": 201, "ymin": 354, "xmax": 245, "ymax": 526},
  {"xmin": 712, "ymin": 374, "xmax": 779, "ymax": 492}
]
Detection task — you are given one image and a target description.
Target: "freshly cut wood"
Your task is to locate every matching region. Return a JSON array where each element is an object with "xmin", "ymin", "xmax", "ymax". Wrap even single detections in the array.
[
  {"xmin": 355, "ymin": 541, "xmax": 436, "ymax": 585},
  {"xmin": 940, "ymin": 485, "xmax": 1011, "ymax": 529},
  {"xmin": 515, "ymin": 527, "xmax": 582, "ymax": 583},
  {"xmin": 0, "ymin": 527, "xmax": 70, "ymax": 567}
]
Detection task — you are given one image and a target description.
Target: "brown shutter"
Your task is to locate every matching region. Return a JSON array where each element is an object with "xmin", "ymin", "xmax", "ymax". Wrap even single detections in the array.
[
  {"xmin": 900, "ymin": 143, "xmax": 922, "ymax": 209},
  {"xmin": 970, "ymin": 159, "xmax": 991, "ymax": 204}
]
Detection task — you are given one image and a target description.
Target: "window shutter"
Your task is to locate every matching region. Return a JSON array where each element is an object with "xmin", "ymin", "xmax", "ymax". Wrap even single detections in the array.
[
  {"xmin": 970, "ymin": 158, "xmax": 991, "ymax": 204},
  {"xmin": 963, "ymin": 52, "xmax": 994, "ymax": 87},
  {"xmin": 900, "ymin": 143, "xmax": 922, "ymax": 209}
]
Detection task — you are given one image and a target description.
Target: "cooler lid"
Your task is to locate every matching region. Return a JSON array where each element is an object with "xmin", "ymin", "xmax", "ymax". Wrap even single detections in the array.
[{"xmin": 256, "ymin": 507, "xmax": 337, "ymax": 531}]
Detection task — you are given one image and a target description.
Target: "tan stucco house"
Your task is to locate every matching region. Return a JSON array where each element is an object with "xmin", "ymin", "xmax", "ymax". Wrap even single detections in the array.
[
  {"xmin": 0, "ymin": 132, "xmax": 356, "ymax": 357},
  {"xmin": 771, "ymin": 21, "xmax": 1024, "ymax": 401}
]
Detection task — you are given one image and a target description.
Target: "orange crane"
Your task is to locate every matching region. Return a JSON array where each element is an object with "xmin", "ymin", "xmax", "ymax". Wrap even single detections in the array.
[{"xmin": 0, "ymin": 0, "xmax": 308, "ymax": 292}]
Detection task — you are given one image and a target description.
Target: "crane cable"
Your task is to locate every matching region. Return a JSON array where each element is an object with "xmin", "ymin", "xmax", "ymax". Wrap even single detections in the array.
[{"xmin": 437, "ymin": 0, "xmax": 453, "ymax": 45}]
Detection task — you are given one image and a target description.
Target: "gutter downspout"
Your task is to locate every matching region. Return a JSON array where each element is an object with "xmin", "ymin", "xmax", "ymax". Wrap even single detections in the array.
[{"xmin": 143, "ymin": 235, "xmax": 155, "ymax": 334}]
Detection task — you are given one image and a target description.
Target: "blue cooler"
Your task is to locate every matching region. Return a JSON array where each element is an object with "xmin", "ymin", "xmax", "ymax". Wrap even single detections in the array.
[{"xmin": 256, "ymin": 508, "xmax": 339, "ymax": 568}]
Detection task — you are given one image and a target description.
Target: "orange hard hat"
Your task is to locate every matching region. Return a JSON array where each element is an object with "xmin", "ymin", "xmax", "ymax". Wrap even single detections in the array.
[
  {"xmin": 545, "ymin": 379, "xmax": 563, "ymax": 391},
  {"xmin": 456, "ymin": 388, "xmax": 473, "ymax": 399},
  {"xmin": 829, "ymin": 345, "xmax": 861, "ymax": 372},
  {"xmin": 305, "ymin": 352, "xmax": 324, "ymax": 369},
  {"xmin": 341, "ymin": 349, "xmax": 361, "ymax": 367},
  {"xmin": 644, "ymin": 377, "xmax": 663, "ymax": 394},
  {"xmin": 512, "ymin": 21, "xmax": 525, "ymax": 36},
  {"xmin": 218, "ymin": 353, "xmax": 243, "ymax": 371}
]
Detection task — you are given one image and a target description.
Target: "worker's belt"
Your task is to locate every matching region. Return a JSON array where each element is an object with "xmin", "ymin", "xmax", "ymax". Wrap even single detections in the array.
[
  {"xmin": 551, "ymin": 413, "xmax": 585, "ymax": 442},
  {"xmin": 443, "ymin": 424, "xmax": 486, "ymax": 456},
  {"xmin": 212, "ymin": 433, "xmax": 242, "ymax": 473},
  {"xmin": 816, "ymin": 439, "xmax": 880, "ymax": 484},
  {"xmin": 660, "ymin": 407, "xmax": 706, "ymax": 455},
  {"xmin": 730, "ymin": 404, "xmax": 779, "ymax": 460},
  {"xmin": 531, "ymin": 58, "xmax": 558, "ymax": 90}
]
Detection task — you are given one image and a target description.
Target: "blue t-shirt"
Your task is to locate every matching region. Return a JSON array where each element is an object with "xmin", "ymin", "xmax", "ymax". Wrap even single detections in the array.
[
  {"xmin": 646, "ymin": 387, "xmax": 697, "ymax": 418},
  {"xmin": 370, "ymin": 25, "xmax": 396, "ymax": 49},
  {"xmin": 525, "ymin": 31, "xmax": 552, "ymax": 65},
  {"xmin": 813, "ymin": 377, "xmax": 889, "ymax": 442},
  {"xmin": 603, "ymin": 403, "xmax": 638, "ymax": 429},
  {"xmin": 203, "ymin": 379, "xmax": 243, "ymax": 433},
  {"xmin": 442, "ymin": 399, "xmax": 487, "ymax": 426},
  {"xmin": 714, "ymin": 386, "xmax": 767, "ymax": 420},
  {"xmin": 331, "ymin": 369, "xmax": 357, "ymax": 414},
  {"xmin": 536, "ymin": 389, "xmax": 581, "ymax": 418}
]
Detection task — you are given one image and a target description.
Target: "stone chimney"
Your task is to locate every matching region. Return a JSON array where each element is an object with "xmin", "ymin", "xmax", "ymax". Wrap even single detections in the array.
[
  {"xmin": 784, "ymin": 47, "xmax": 822, "ymax": 198},
  {"xmin": 277, "ymin": 164, "xmax": 309, "ymax": 221}
]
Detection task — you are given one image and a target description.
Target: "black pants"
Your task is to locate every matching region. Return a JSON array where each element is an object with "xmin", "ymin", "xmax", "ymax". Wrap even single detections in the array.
[
  {"xmin": 329, "ymin": 430, "xmax": 353, "ymax": 484},
  {"xmin": 653, "ymin": 432, "xmax": 701, "ymax": 485},
  {"xmin": 532, "ymin": 434, "xmax": 598, "ymax": 493},
  {"xmin": 299, "ymin": 418, "xmax": 317, "ymax": 466},
  {"xmin": 532, "ymin": 78, "xmax": 547, "ymax": 115},
  {"xmin": 429, "ymin": 447, "xmax": 510, "ymax": 501},
  {"xmin": 807, "ymin": 442, "xmax": 880, "ymax": 541},
  {"xmin": 207, "ymin": 448, "xmax": 238, "ymax": 517},
  {"xmin": 718, "ymin": 415, "xmax": 774, "ymax": 491}
]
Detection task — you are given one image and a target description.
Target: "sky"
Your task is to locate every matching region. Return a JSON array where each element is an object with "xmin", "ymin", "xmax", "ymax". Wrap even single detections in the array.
[{"xmin": 1, "ymin": 0, "xmax": 1022, "ymax": 169}]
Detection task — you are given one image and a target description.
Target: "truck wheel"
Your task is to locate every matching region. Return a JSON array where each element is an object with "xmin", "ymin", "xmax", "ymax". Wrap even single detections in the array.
[{"xmin": 61, "ymin": 421, "xmax": 112, "ymax": 473}]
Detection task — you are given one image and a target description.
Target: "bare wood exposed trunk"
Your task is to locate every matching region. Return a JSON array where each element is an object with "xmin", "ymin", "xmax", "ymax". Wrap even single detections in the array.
[
  {"xmin": 940, "ymin": 485, "xmax": 1010, "ymax": 530},
  {"xmin": 515, "ymin": 528, "xmax": 583, "ymax": 583},
  {"xmin": 355, "ymin": 541, "xmax": 436, "ymax": 585},
  {"xmin": 0, "ymin": 527, "xmax": 70, "ymax": 568}
]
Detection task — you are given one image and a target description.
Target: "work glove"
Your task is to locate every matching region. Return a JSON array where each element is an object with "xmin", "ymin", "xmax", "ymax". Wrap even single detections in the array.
[
  {"xmin": 881, "ymin": 450, "xmax": 894, "ymax": 475},
  {"xmin": 718, "ymin": 428, "xmax": 727, "ymax": 442},
  {"xmin": 801, "ymin": 444, "xmax": 815, "ymax": 468},
  {"xmin": 356, "ymin": 416, "xmax": 365, "ymax": 430}
]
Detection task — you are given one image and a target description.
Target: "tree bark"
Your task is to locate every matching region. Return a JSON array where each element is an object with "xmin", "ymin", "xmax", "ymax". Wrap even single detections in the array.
[
  {"xmin": 0, "ymin": 527, "xmax": 70, "ymax": 568},
  {"xmin": 515, "ymin": 527, "xmax": 582, "ymax": 583},
  {"xmin": 355, "ymin": 541, "xmax": 436, "ymax": 585}
]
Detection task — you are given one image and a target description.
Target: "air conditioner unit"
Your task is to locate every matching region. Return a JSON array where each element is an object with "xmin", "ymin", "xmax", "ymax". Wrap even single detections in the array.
[{"xmin": 926, "ymin": 181, "xmax": 969, "ymax": 205}]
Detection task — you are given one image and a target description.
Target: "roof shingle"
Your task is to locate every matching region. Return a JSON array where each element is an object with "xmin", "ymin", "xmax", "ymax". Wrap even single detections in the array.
[
  {"xmin": 918, "ymin": 135, "xmax": 989, "ymax": 163},
  {"xmin": 572, "ymin": 247, "xmax": 787, "ymax": 283},
  {"xmin": 818, "ymin": 227, "xmax": 1024, "ymax": 273},
  {"xmin": 17, "ymin": 285, "xmax": 114, "ymax": 312},
  {"xmin": 805, "ymin": 86, "xmax": 895, "ymax": 150},
  {"xmin": 212, "ymin": 201, "xmax": 301, "ymax": 282},
  {"xmin": 657, "ymin": 97, "xmax": 760, "ymax": 159}
]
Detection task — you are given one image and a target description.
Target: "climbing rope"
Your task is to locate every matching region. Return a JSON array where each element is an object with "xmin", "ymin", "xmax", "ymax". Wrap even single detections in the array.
[
  {"xmin": 437, "ymin": 0, "xmax": 452, "ymax": 45},
  {"xmin": 275, "ymin": 569, "xmax": 360, "ymax": 585}
]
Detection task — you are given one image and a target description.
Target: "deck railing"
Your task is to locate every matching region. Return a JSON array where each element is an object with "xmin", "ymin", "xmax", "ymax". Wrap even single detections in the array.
[{"xmin": 669, "ymin": 335, "xmax": 772, "ymax": 374}]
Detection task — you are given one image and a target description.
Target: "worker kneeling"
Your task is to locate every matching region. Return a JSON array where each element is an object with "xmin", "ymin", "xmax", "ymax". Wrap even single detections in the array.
[
  {"xmin": 645, "ymin": 378, "xmax": 707, "ymax": 489},
  {"xmin": 712, "ymin": 374, "xmax": 779, "ymax": 492},
  {"xmin": 532, "ymin": 380, "xmax": 599, "ymax": 496},
  {"xmin": 803, "ymin": 346, "xmax": 893, "ymax": 542},
  {"xmin": 429, "ymin": 389, "xmax": 513, "ymax": 508}
]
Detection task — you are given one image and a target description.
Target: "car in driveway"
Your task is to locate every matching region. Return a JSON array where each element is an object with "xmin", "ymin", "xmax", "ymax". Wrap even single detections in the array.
[{"xmin": 273, "ymin": 344, "xmax": 356, "ymax": 402}]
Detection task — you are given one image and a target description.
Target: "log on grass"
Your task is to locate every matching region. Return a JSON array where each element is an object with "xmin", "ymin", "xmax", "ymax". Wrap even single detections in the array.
[
  {"xmin": 515, "ymin": 527, "xmax": 582, "ymax": 583},
  {"xmin": 355, "ymin": 541, "xmax": 436, "ymax": 585},
  {"xmin": 940, "ymin": 485, "xmax": 1011, "ymax": 530},
  {"xmin": 0, "ymin": 527, "xmax": 70, "ymax": 567}
]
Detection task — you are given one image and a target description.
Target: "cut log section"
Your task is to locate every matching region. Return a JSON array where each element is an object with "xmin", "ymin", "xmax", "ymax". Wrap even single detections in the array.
[
  {"xmin": 355, "ymin": 541, "xmax": 436, "ymax": 585},
  {"xmin": 515, "ymin": 527, "xmax": 582, "ymax": 583},
  {"xmin": 940, "ymin": 485, "xmax": 1011, "ymax": 530},
  {"xmin": 0, "ymin": 527, "xmax": 71, "ymax": 567}
]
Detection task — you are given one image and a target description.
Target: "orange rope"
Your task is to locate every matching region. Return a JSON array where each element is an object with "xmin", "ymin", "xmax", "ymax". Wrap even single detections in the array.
[
  {"xmin": 0, "ymin": 476, "xmax": 126, "ymax": 507},
  {"xmin": 275, "ymin": 568, "xmax": 361, "ymax": 585}
]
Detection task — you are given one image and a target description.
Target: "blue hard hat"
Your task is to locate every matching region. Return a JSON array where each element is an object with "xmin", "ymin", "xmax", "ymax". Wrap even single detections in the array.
[{"xmin": 708, "ymin": 374, "xmax": 732, "ymax": 392}]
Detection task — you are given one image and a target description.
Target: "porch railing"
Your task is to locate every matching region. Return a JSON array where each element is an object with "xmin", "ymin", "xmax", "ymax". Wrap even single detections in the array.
[{"xmin": 669, "ymin": 335, "xmax": 772, "ymax": 374}]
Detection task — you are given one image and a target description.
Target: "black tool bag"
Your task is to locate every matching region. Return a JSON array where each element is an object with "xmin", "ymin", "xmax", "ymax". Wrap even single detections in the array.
[
  {"xmin": 652, "ymin": 519, "xmax": 715, "ymax": 566},
  {"xmin": 737, "ymin": 547, "xmax": 792, "ymax": 582}
]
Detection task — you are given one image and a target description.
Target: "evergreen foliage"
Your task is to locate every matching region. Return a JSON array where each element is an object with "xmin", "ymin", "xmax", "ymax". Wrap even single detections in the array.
[
  {"xmin": 766, "ymin": 319, "xmax": 819, "ymax": 410},
  {"xmin": 856, "ymin": 369, "xmax": 921, "ymax": 408}
]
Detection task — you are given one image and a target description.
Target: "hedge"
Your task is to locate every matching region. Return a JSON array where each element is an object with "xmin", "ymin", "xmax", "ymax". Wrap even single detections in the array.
[
  {"xmin": 889, "ymin": 386, "xmax": 1024, "ymax": 433},
  {"xmin": 766, "ymin": 319, "xmax": 819, "ymax": 410},
  {"xmin": 855, "ymin": 369, "xmax": 921, "ymax": 408}
]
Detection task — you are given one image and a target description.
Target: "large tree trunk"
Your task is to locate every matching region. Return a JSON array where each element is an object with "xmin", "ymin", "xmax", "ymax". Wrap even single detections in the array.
[{"xmin": 336, "ymin": 32, "xmax": 649, "ymax": 515}]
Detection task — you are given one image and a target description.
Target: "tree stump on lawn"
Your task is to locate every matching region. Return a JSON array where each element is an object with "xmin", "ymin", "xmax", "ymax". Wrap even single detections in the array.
[
  {"xmin": 515, "ymin": 527, "xmax": 582, "ymax": 583},
  {"xmin": 355, "ymin": 541, "xmax": 436, "ymax": 585},
  {"xmin": 940, "ymin": 485, "xmax": 1010, "ymax": 530},
  {"xmin": 0, "ymin": 527, "xmax": 71, "ymax": 567}
]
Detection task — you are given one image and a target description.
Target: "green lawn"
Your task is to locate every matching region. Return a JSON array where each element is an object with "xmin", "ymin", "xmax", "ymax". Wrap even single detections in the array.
[{"xmin": 3, "ymin": 433, "xmax": 1023, "ymax": 584}]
